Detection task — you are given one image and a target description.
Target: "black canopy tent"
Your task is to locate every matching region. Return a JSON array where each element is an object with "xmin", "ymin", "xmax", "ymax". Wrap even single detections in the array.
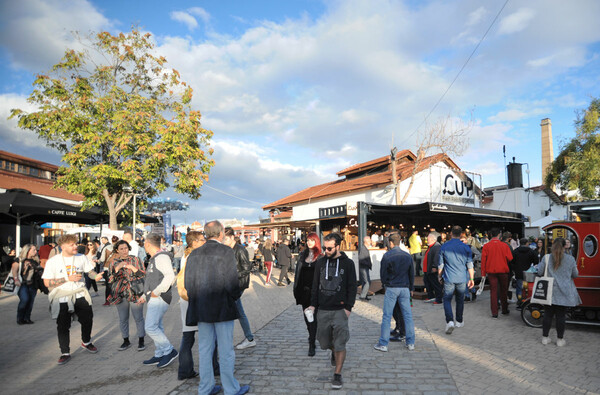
[
  {"xmin": 356, "ymin": 201, "xmax": 525, "ymax": 243},
  {"xmin": 0, "ymin": 189, "xmax": 157, "ymax": 255}
]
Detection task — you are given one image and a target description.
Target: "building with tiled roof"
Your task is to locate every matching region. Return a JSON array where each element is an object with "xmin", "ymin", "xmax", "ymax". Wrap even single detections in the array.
[
  {"xmin": 0, "ymin": 150, "xmax": 83, "ymax": 204},
  {"xmin": 263, "ymin": 149, "xmax": 479, "ymax": 219}
]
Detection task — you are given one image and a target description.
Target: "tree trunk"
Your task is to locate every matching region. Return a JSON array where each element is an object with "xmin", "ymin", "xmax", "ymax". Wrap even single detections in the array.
[
  {"xmin": 400, "ymin": 149, "xmax": 426, "ymax": 205},
  {"xmin": 102, "ymin": 189, "xmax": 132, "ymax": 230}
]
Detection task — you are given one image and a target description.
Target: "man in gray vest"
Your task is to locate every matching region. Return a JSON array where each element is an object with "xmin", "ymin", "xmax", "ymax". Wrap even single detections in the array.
[{"xmin": 139, "ymin": 233, "xmax": 177, "ymax": 368}]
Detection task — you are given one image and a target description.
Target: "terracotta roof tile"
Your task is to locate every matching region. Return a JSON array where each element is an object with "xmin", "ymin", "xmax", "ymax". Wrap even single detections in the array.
[
  {"xmin": 0, "ymin": 170, "xmax": 83, "ymax": 202},
  {"xmin": 336, "ymin": 149, "xmax": 415, "ymax": 177},
  {"xmin": 263, "ymin": 153, "xmax": 459, "ymax": 209}
]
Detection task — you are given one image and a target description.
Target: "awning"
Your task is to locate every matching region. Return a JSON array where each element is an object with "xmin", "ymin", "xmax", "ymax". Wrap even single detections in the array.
[{"xmin": 245, "ymin": 219, "xmax": 319, "ymax": 229}]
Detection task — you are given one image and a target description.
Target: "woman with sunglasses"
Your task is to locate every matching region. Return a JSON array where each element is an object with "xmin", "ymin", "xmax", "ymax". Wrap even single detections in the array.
[
  {"xmin": 84, "ymin": 242, "xmax": 99, "ymax": 296},
  {"xmin": 293, "ymin": 233, "xmax": 323, "ymax": 356}
]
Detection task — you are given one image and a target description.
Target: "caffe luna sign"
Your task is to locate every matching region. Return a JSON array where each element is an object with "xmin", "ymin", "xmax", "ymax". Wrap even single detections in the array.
[{"xmin": 441, "ymin": 172, "xmax": 475, "ymax": 205}]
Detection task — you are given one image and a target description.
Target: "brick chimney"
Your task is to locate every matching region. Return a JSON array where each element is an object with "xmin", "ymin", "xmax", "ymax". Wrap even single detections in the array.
[{"xmin": 541, "ymin": 118, "xmax": 554, "ymax": 185}]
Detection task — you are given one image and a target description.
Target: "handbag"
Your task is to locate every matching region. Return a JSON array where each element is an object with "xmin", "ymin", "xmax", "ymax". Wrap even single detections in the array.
[
  {"xmin": 130, "ymin": 277, "xmax": 145, "ymax": 297},
  {"xmin": 530, "ymin": 255, "xmax": 554, "ymax": 305},
  {"xmin": 3, "ymin": 261, "xmax": 22, "ymax": 294}
]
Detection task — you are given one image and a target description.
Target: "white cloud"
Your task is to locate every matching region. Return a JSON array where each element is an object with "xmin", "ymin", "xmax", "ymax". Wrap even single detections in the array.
[
  {"xmin": 188, "ymin": 7, "xmax": 210, "ymax": 24},
  {"xmin": 497, "ymin": 8, "xmax": 536, "ymax": 35},
  {"xmin": 0, "ymin": 93, "xmax": 47, "ymax": 148},
  {"xmin": 0, "ymin": 0, "xmax": 111, "ymax": 71},
  {"xmin": 466, "ymin": 6, "xmax": 487, "ymax": 26},
  {"xmin": 170, "ymin": 11, "xmax": 198, "ymax": 31}
]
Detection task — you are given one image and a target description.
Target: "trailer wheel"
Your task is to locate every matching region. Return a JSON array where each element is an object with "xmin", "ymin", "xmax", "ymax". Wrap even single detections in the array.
[{"xmin": 521, "ymin": 301, "xmax": 544, "ymax": 328}]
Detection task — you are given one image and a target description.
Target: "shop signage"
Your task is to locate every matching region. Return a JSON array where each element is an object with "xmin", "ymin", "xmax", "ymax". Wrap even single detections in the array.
[
  {"xmin": 346, "ymin": 202, "xmax": 357, "ymax": 216},
  {"xmin": 441, "ymin": 172, "xmax": 475, "ymax": 205},
  {"xmin": 319, "ymin": 205, "xmax": 347, "ymax": 219},
  {"xmin": 48, "ymin": 209, "xmax": 78, "ymax": 216}
]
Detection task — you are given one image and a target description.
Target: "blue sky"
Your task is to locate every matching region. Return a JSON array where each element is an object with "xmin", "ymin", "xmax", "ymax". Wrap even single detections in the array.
[{"xmin": 1, "ymin": 0, "xmax": 599, "ymax": 225}]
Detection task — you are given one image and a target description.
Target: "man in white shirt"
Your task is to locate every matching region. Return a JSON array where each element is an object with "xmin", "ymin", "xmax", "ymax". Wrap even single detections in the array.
[
  {"xmin": 42, "ymin": 234, "xmax": 103, "ymax": 365},
  {"xmin": 123, "ymin": 231, "xmax": 139, "ymax": 258}
]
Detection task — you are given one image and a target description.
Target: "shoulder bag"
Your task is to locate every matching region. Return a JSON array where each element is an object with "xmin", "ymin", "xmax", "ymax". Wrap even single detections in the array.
[{"xmin": 530, "ymin": 255, "xmax": 553, "ymax": 305}]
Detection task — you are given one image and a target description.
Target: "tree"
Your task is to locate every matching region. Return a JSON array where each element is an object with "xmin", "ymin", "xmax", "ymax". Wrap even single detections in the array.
[
  {"xmin": 545, "ymin": 97, "xmax": 600, "ymax": 199},
  {"xmin": 10, "ymin": 29, "xmax": 214, "ymax": 229},
  {"xmin": 395, "ymin": 115, "xmax": 471, "ymax": 205}
]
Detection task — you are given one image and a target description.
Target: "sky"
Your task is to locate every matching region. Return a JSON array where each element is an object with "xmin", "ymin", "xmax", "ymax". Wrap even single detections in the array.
[{"xmin": 1, "ymin": 0, "xmax": 599, "ymax": 225}]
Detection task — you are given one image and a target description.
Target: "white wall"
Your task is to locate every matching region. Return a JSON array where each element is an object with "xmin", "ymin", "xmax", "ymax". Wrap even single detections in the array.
[{"xmin": 483, "ymin": 188, "xmax": 568, "ymax": 226}]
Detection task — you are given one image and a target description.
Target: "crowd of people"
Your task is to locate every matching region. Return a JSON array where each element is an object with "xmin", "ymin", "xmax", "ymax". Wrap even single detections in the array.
[{"xmin": 0, "ymin": 221, "xmax": 581, "ymax": 393}]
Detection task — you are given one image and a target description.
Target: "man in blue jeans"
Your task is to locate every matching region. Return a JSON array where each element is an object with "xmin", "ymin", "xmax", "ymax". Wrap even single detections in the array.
[
  {"xmin": 439, "ymin": 226, "xmax": 475, "ymax": 335},
  {"xmin": 223, "ymin": 227, "xmax": 256, "ymax": 350},
  {"xmin": 139, "ymin": 233, "xmax": 178, "ymax": 368},
  {"xmin": 185, "ymin": 221, "xmax": 250, "ymax": 395},
  {"xmin": 374, "ymin": 233, "xmax": 416, "ymax": 352}
]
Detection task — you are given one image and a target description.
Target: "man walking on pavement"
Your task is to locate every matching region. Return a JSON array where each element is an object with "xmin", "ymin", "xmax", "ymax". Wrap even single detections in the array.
[
  {"xmin": 185, "ymin": 221, "xmax": 250, "ymax": 395},
  {"xmin": 307, "ymin": 233, "xmax": 357, "ymax": 390},
  {"xmin": 276, "ymin": 238, "xmax": 292, "ymax": 286},
  {"xmin": 481, "ymin": 228, "xmax": 513, "ymax": 318},
  {"xmin": 374, "ymin": 233, "xmax": 416, "ymax": 352},
  {"xmin": 42, "ymin": 234, "xmax": 103, "ymax": 364},
  {"xmin": 139, "ymin": 233, "xmax": 178, "ymax": 368},
  {"xmin": 423, "ymin": 232, "xmax": 443, "ymax": 304},
  {"xmin": 358, "ymin": 236, "xmax": 373, "ymax": 301},
  {"xmin": 439, "ymin": 226, "xmax": 475, "ymax": 334},
  {"xmin": 223, "ymin": 227, "xmax": 257, "ymax": 350}
]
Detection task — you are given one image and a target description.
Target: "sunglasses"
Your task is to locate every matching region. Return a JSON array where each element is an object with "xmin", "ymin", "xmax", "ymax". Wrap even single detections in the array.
[{"xmin": 324, "ymin": 246, "xmax": 337, "ymax": 252}]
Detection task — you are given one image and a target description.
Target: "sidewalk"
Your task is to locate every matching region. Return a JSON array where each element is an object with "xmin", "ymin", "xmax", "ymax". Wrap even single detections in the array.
[{"xmin": 1, "ymin": 270, "xmax": 599, "ymax": 394}]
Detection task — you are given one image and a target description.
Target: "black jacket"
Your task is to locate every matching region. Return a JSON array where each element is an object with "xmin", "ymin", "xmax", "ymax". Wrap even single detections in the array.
[
  {"xmin": 185, "ymin": 240, "xmax": 241, "ymax": 324},
  {"xmin": 310, "ymin": 251, "xmax": 357, "ymax": 312},
  {"xmin": 358, "ymin": 245, "xmax": 372, "ymax": 269},
  {"xmin": 233, "ymin": 243, "xmax": 252, "ymax": 291},
  {"xmin": 276, "ymin": 243, "xmax": 292, "ymax": 267},
  {"xmin": 511, "ymin": 246, "xmax": 539, "ymax": 279},
  {"xmin": 426, "ymin": 243, "xmax": 441, "ymax": 274},
  {"xmin": 293, "ymin": 248, "xmax": 319, "ymax": 306}
]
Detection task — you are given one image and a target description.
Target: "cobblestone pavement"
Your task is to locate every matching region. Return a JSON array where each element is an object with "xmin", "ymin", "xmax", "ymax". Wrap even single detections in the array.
[{"xmin": 1, "ymin": 270, "xmax": 599, "ymax": 395}]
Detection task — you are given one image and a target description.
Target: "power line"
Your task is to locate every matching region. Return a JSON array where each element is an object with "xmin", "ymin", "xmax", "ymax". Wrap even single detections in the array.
[
  {"xmin": 204, "ymin": 184, "xmax": 267, "ymax": 206},
  {"xmin": 398, "ymin": 0, "xmax": 510, "ymax": 148}
]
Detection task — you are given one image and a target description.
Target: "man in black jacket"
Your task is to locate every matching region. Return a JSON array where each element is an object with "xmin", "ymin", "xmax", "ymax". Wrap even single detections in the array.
[
  {"xmin": 307, "ymin": 233, "xmax": 357, "ymax": 390},
  {"xmin": 223, "ymin": 227, "xmax": 256, "ymax": 350},
  {"xmin": 276, "ymin": 238, "xmax": 292, "ymax": 286},
  {"xmin": 512, "ymin": 237, "xmax": 539, "ymax": 306},
  {"xmin": 185, "ymin": 221, "xmax": 250, "ymax": 395},
  {"xmin": 358, "ymin": 236, "xmax": 373, "ymax": 301},
  {"xmin": 423, "ymin": 232, "xmax": 443, "ymax": 304}
]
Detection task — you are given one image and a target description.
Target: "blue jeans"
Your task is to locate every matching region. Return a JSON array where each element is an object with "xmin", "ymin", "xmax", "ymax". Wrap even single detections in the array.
[
  {"xmin": 197, "ymin": 320, "xmax": 240, "ymax": 395},
  {"xmin": 145, "ymin": 297, "xmax": 174, "ymax": 357},
  {"xmin": 378, "ymin": 287, "xmax": 415, "ymax": 346},
  {"xmin": 236, "ymin": 298, "xmax": 254, "ymax": 341},
  {"xmin": 443, "ymin": 282, "xmax": 466, "ymax": 323},
  {"xmin": 515, "ymin": 278, "xmax": 523, "ymax": 300},
  {"xmin": 17, "ymin": 284, "xmax": 36, "ymax": 322},
  {"xmin": 359, "ymin": 267, "xmax": 371, "ymax": 298},
  {"xmin": 179, "ymin": 331, "xmax": 196, "ymax": 378}
]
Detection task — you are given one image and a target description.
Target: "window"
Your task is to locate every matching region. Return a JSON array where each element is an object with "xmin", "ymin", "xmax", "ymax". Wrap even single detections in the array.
[
  {"xmin": 583, "ymin": 235, "xmax": 598, "ymax": 258},
  {"xmin": 29, "ymin": 167, "xmax": 39, "ymax": 177},
  {"xmin": 18, "ymin": 164, "xmax": 27, "ymax": 174}
]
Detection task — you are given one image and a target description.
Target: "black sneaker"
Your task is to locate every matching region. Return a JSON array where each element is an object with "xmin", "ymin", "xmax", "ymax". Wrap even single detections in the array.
[
  {"xmin": 57, "ymin": 354, "xmax": 71, "ymax": 365},
  {"xmin": 81, "ymin": 342, "xmax": 98, "ymax": 353},
  {"xmin": 330, "ymin": 352, "xmax": 336, "ymax": 367},
  {"xmin": 119, "ymin": 339, "xmax": 131, "ymax": 351},
  {"xmin": 138, "ymin": 337, "xmax": 145, "ymax": 351},
  {"xmin": 143, "ymin": 356, "xmax": 162, "ymax": 365},
  {"xmin": 331, "ymin": 373, "xmax": 343, "ymax": 390},
  {"xmin": 157, "ymin": 349, "xmax": 178, "ymax": 368}
]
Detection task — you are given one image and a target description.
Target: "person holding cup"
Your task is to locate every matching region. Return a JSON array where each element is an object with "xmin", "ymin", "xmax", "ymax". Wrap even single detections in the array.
[
  {"xmin": 293, "ymin": 232, "xmax": 322, "ymax": 357},
  {"xmin": 42, "ymin": 234, "xmax": 103, "ymax": 365}
]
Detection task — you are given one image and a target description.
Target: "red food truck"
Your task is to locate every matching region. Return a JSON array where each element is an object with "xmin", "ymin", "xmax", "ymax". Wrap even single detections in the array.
[{"xmin": 521, "ymin": 221, "xmax": 600, "ymax": 327}]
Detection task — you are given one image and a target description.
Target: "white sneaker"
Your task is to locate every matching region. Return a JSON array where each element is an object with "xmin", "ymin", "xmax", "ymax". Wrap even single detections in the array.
[
  {"xmin": 541, "ymin": 336, "xmax": 551, "ymax": 345},
  {"xmin": 373, "ymin": 344, "xmax": 388, "ymax": 352},
  {"xmin": 455, "ymin": 321, "xmax": 464, "ymax": 328},
  {"xmin": 556, "ymin": 338, "xmax": 566, "ymax": 347},
  {"xmin": 445, "ymin": 321, "xmax": 455, "ymax": 334},
  {"xmin": 407, "ymin": 344, "xmax": 415, "ymax": 351},
  {"xmin": 236, "ymin": 338, "xmax": 256, "ymax": 350}
]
